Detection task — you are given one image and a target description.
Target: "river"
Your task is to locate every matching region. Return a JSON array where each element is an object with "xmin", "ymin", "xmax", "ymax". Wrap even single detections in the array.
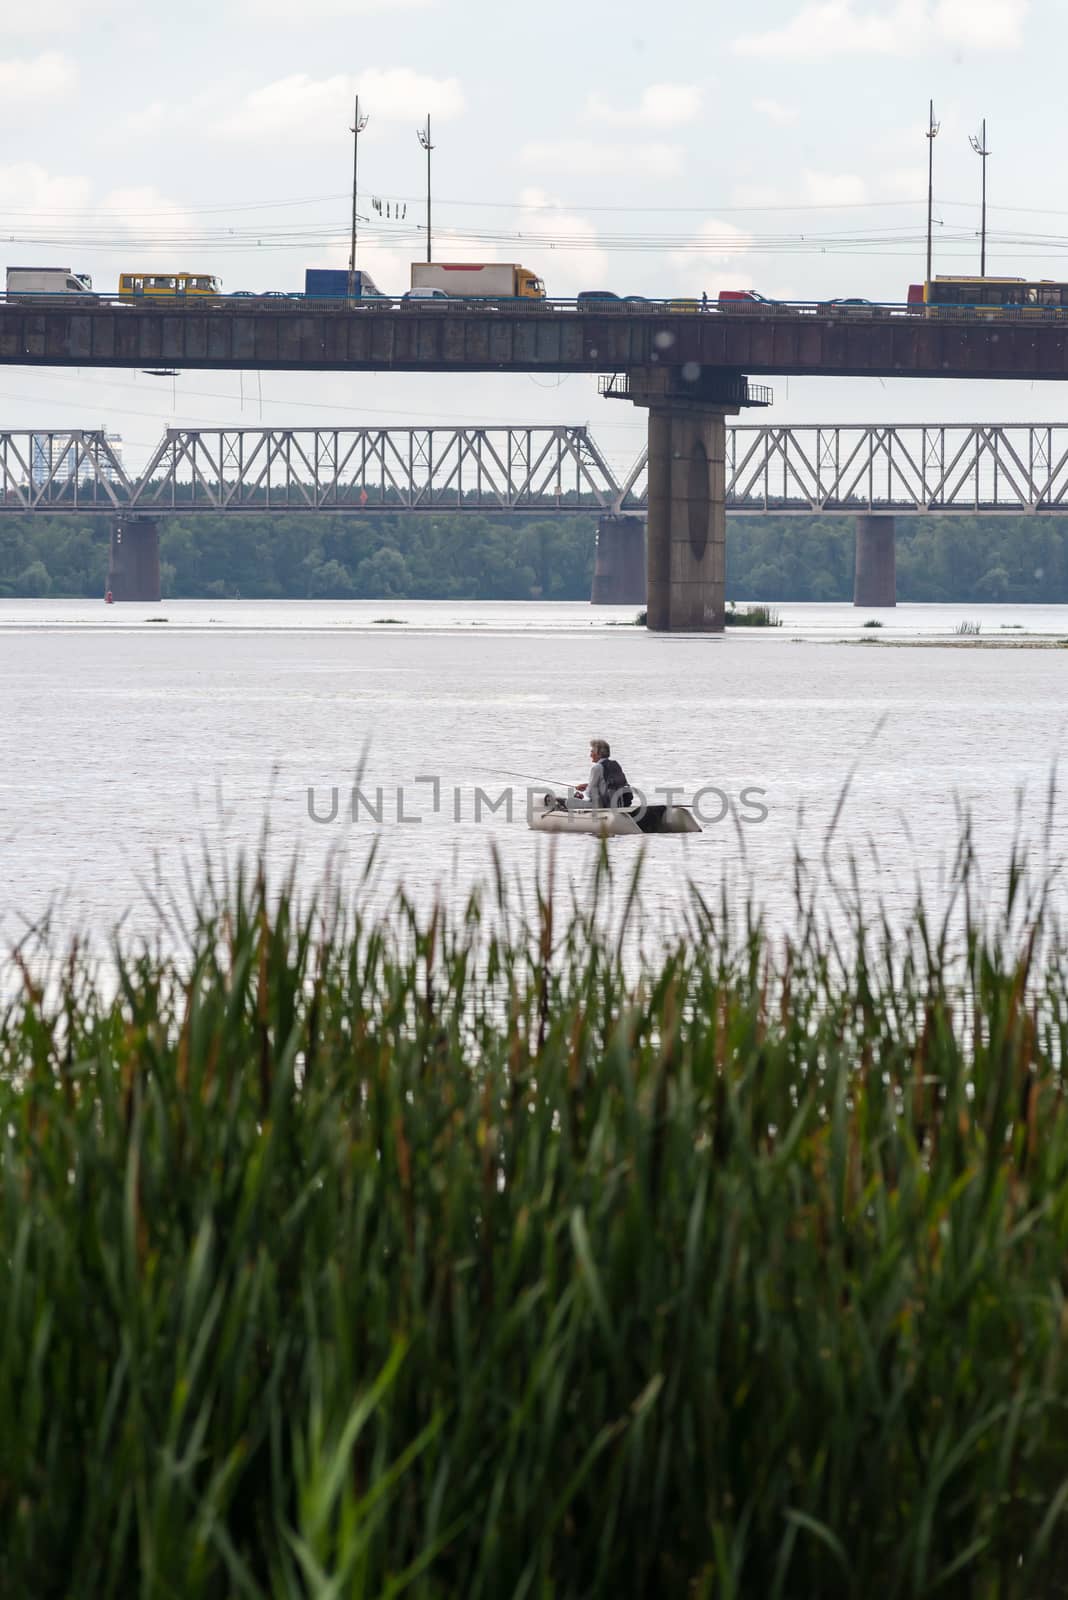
[{"xmin": 3, "ymin": 598, "xmax": 1067, "ymax": 958}]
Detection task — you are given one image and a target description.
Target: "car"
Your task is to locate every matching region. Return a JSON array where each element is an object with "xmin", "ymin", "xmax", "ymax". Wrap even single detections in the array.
[
  {"xmin": 666, "ymin": 298, "xmax": 702, "ymax": 314},
  {"xmin": 718, "ymin": 289, "xmax": 776, "ymax": 308},
  {"xmin": 819, "ymin": 297, "xmax": 885, "ymax": 317},
  {"xmin": 231, "ymin": 290, "xmax": 255, "ymax": 298},
  {"xmin": 262, "ymin": 290, "xmax": 290, "ymax": 298},
  {"xmin": 403, "ymin": 286, "xmax": 450, "ymax": 302},
  {"xmin": 576, "ymin": 290, "xmax": 621, "ymax": 310}
]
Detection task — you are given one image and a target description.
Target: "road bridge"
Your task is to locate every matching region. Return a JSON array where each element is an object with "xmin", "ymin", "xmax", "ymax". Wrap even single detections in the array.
[
  {"xmin": 3, "ymin": 298, "xmax": 1067, "ymax": 383},
  {"xmin": 5, "ymin": 296, "xmax": 1068, "ymax": 629},
  {"xmin": 6, "ymin": 422, "xmax": 1068, "ymax": 607}
]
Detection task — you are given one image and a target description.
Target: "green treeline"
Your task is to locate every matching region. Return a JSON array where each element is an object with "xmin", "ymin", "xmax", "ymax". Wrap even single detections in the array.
[
  {"xmin": 4, "ymin": 510, "xmax": 1068, "ymax": 602},
  {"xmin": 731, "ymin": 514, "xmax": 1068, "ymax": 603},
  {"xmin": 0, "ymin": 514, "xmax": 594, "ymax": 602}
]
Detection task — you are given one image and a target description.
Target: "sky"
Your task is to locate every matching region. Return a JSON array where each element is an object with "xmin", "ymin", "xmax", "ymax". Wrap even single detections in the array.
[{"xmin": 1, "ymin": 0, "xmax": 1065, "ymax": 475}]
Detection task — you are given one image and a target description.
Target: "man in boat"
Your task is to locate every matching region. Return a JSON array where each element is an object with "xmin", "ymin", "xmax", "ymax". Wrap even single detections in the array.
[{"xmin": 574, "ymin": 739, "xmax": 633, "ymax": 809}]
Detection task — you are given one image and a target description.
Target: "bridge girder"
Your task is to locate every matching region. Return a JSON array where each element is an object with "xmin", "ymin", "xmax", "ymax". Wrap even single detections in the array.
[{"xmin": 4, "ymin": 424, "xmax": 1068, "ymax": 517}]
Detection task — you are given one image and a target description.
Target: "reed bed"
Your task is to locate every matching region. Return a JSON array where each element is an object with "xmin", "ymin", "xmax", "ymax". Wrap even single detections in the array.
[
  {"xmin": 3, "ymin": 848, "xmax": 1068, "ymax": 1598},
  {"xmin": 725, "ymin": 603, "xmax": 782, "ymax": 628}
]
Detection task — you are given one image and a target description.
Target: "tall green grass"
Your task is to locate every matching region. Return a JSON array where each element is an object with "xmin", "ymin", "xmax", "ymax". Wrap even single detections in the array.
[
  {"xmin": 725, "ymin": 602, "xmax": 782, "ymax": 628},
  {"xmin": 3, "ymin": 850, "xmax": 1068, "ymax": 1597}
]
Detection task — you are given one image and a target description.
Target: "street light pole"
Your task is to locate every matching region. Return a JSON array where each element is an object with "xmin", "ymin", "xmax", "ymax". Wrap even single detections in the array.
[
  {"xmin": 348, "ymin": 95, "xmax": 369, "ymax": 300},
  {"xmin": 417, "ymin": 115, "xmax": 434, "ymax": 263},
  {"xmin": 969, "ymin": 118, "xmax": 990, "ymax": 276},
  {"xmin": 925, "ymin": 99, "xmax": 940, "ymax": 288}
]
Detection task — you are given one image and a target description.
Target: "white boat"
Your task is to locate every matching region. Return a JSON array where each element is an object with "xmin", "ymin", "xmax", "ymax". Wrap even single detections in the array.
[{"xmin": 529, "ymin": 794, "xmax": 701, "ymax": 836}]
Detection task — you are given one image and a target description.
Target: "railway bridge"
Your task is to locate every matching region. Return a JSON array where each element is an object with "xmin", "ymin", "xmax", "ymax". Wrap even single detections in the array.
[
  {"xmin": 4, "ymin": 293, "xmax": 1068, "ymax": 622},
  {"xmin": 6, "ymin": 421, "xmax": 1068, "ymax": 608}
]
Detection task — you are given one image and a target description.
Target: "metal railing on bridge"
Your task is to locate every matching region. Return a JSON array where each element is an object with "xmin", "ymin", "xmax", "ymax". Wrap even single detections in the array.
[{"xmin": 5, "ymin": 424, "xmax": 1068, "ymax": 518}]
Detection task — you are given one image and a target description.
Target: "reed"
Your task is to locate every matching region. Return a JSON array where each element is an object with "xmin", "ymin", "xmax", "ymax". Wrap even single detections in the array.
[
  {"xmin": 725, "ymin": 602, "xmax": 783, "ymax": 628},
  {"xmin": 3, "ymin": 850, "xmax": 1068, "ymax": 1598}
]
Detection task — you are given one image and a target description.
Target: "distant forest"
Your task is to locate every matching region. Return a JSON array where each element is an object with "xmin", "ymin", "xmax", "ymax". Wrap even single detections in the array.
[{"xmin": 3, "ymin": 511, "xmax": 1068, "ymax": 604}]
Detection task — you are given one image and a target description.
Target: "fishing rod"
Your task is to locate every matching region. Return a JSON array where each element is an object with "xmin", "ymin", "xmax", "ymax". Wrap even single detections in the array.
[{"xmin": 487, "ymin": 767, "xmax": 577, "ymax": 791}]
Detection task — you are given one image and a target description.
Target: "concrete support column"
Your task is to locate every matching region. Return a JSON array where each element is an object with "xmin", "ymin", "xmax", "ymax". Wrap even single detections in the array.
[
  {"xmin": 108, "ymin": 516, "xmax": 161, "ymax": 602},
  {"xmin": 853, "ymin": 515, "xmax": 896, "ymax": 607},
  {"xmin": 645, "ymin": 406, "xmax": 727, "ymax": 631},
  {"xmin": 590, "ymin": 515, "xmax": 646, "ymax": 605}
]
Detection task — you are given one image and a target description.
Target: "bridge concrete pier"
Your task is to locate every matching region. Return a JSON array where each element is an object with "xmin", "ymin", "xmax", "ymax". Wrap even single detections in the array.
[
  {"xmin": 641, "ymin": 404, "xmax": 733, "ymax": 630},
  {"xmin": 108, "ymin": 516, "xmax": 161, "ymax": 602},
  {"xmin": 853, "ymin": 515, "xmax": 896, "ymax": 607},
  {"xmin": 590, "ymin": 516, "xmax": 646, "ymax": 606},
  {"xmin": 624, "ymin": 370, "xmax": 745, "ymax": 631}
]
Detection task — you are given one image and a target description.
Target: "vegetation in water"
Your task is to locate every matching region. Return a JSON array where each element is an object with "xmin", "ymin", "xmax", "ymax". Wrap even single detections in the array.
[
  {"xmin": 725, "ymin": 601, "xmax": 782, "ymax": 627},
  {"xmin": 4, "ymin": 847, "xmax": 1068, "ymax": 1597},
  {"xmin": 955, "ymin": 619, "xmax": 983, "ymax": 635},
  {"xmin": 861, "ymin": 618, "xmax": 883, "ymax": 628}
]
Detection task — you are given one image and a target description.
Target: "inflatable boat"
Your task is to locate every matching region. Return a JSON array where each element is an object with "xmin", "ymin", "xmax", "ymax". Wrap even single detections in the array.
[{"xmin": 529, "ymin": 794, "xmax": 701, "ymax": 836}]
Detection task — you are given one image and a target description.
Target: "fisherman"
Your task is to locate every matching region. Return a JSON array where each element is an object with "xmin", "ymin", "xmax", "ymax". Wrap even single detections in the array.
[{"xmin": 574, "ymin": 738, "xmax": 633, "ymax": 809}]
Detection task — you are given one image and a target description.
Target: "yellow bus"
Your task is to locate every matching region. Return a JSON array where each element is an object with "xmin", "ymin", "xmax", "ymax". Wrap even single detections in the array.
[
  {"xmin": 908, "ymin": 276, "xmax": 1068, "ymax": 313},
  {"xmin": 118, "ymin": 272, "xmax": 222, "ymax": 299}
]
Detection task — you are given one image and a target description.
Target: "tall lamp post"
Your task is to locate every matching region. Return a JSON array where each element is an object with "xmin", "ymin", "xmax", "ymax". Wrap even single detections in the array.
[
  {"xmin": 925, "ymin": 99, "xmax": 940, "ymax": 288},
  {"xmin": 417, "ymin": 115, "xmax": 434, "ymax": 263},
  {"xmin": 969, "ymin": 118, "xmax": 990, "ymax": 277},
  {"xmin": 348, "ymin": 96, "xmax": 369, "ymax": 299}
]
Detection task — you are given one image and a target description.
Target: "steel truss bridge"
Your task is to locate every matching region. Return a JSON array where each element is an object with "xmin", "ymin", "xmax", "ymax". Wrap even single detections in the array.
[{"xmin": 6, "ymin": 424, "xmax": 1068, "ymax": 518}]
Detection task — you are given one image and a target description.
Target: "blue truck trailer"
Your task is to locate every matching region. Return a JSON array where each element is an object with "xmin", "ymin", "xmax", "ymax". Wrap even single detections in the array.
[{"xmin": 304, "ymin": 268, "xmax": 384, "ymax": 300}]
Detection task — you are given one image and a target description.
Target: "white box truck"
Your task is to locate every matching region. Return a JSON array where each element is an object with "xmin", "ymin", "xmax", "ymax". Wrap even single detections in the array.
[
  {"xmin": 6, "ymin": 266, "xmax": 94, "ymax": 299},
  {"xmin": 410, "ymin": 262, "xmax": 545, "ymax": 299}
]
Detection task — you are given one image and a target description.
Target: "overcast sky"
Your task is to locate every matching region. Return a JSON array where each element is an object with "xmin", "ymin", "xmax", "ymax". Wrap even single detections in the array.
[{"xmin": 1, "ymin": 0, "xmax": 1064, "ymax": 474}]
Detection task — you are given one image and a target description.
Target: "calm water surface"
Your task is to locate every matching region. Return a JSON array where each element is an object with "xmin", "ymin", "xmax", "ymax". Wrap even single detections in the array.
[{"xmin": 2, "ymin": 598, "xmax": 1067, "ymax": 953}]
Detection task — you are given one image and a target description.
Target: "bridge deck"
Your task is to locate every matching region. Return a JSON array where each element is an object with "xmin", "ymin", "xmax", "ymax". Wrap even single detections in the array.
[{"xmin": 2, "ymin": 302, "xmax": 1068, "ymax": 380}]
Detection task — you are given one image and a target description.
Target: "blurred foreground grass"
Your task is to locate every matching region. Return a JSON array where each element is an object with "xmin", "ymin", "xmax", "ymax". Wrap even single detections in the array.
[{"xmin": 3, "ymin": 848, "xmax": 1068, "ymax": 1598}]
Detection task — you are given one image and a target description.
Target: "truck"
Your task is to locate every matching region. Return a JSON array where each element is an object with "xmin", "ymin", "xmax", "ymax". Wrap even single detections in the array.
[
  {"xmin": 410, "ymin": 262, "xmax": 545, "ymax": 299},
  {"xmin": 6, "ymin": 266, "xmax": 93, "ymax": 299},
  {"xmin": 303, "ymin": 268, "xmax": 383, "ymax": 300}
]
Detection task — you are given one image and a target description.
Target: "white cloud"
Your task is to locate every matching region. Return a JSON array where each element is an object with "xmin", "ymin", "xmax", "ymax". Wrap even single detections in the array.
[
  {"xmin": 881, "ymin": 165, "xmax": 926, "ymax": 197},
  {"xmin": 1, "ymin": 0, "xmax": 133, "ymax": 32},
  {"xmin": 731, "ymin": 183, "xmax": 785, "ymax": 209},
  {"xmin": 239, "ymin": 0, "xmax": 430, "ymax": 13},
  {"xmin": 730, "ymin": 174, "xmax": 867, "ymax": 207},
  {"xmin": 100, "ymin": 185, "xmax": 197, "ymax": 239},
  {"xmin": 801, "ymin": 170, "xmax": 867, "ymax": 205},
  {"xmin": 520, "ymin": 139, "xmax": 684, "ymax": 178},
  {"xmin": 932, "ymin": 0, "xmax": 1027, "ymax": 46},
  {"xmin": 121, "ymin": 99, "xmax": 181, "ymax": 138},
  {"xmin": 217, "ymin": 68, "xmax": 463, "ymax": 140},
  {"xmin": 585, "ymin": 83, "xmax": 701, "ymax": 126},
  {"xmin": 355, "ymin": 67, "xmax": 464, "ymax": 120},
  {"xmin": 733, "ymin": 0, "xmax": 1027, "ymax": 57},
  {"xmin": 753, "ymin": 97, "xmax": 798, "ymax": 124},
  {"xmin": 0, "ymin": 170, "xmax": 201, "ymax": 290},
  {"xmin": 0, "ymin": 52, "xmax": 77, "ymax": 104},
  {"xmin": 676, "ymin": 219, "xmax": 754, "ymax": 264},
  {"xmin": 513, "ymin": 187, "xmax": 609, "ymax": 296},
  {"xmin": 0, "ymin": 161, "xmax": 91, "ymax": 214}
]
